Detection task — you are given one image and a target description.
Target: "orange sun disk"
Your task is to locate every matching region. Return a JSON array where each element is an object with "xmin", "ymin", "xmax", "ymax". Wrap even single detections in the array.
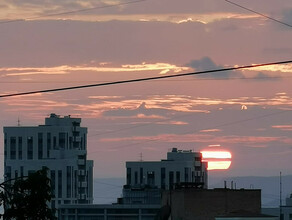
[{"xmin": 200, "ymin": 150, "xmax": 232, "ymax": 170}]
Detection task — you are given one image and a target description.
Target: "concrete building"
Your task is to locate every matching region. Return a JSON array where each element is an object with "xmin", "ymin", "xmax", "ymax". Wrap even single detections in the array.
[
  {"xmin": 162, "ymin": 188, "xmax": 262, "ymax": 220},
  {"xmin": 126, "ymin": 148, "xmax": 208, "ymax": 190},
  {"xmin": 58, "ymin": 204, "xmax": 160, "ymax": 220},
  {"xmin": 3, "ymin": 113, "xmax": 94, "ymax": 209},
  {"xmin": 122, "ymin": 148, "xmax": 208, "ymax": 205},
  {"xmin": 215, "ymin": 211, "xmax": 278, "ymax": 220}
]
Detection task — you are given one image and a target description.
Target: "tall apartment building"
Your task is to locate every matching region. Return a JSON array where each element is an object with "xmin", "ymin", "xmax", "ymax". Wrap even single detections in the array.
[
  {"xmin": 3, "ymin": 113, "xmax": 94, "ymax": 209},
  {"xmin": 126, "ymin": 148, "xmax": 208, "ymax": 190}
]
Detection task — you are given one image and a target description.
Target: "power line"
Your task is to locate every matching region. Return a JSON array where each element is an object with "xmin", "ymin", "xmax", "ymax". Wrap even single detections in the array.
[
  {"xmin": 0, "ymin": 0, "xmax": 148, "ymax": 25},
  {"xmin": 224, "ymin": 0, "xmax": 292, "ymax": 28},
  {"xmin": 0, "ymin": 60, "xmax": 291, "ymax": 98},
  {"xmin": 1, "ymin": 75, "xmax": 292, "ymax": 84}
]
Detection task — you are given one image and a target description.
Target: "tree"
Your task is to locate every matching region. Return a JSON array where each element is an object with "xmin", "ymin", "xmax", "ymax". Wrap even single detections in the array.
[{"xmin": 0, "ymin": 167, "xmax": 56, "ymax": 220}]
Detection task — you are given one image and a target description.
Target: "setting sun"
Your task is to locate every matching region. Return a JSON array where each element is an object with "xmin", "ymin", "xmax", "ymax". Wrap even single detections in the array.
[{"xmin": 201, "ymin": 150, "xmax": 232, "ymax": 170}]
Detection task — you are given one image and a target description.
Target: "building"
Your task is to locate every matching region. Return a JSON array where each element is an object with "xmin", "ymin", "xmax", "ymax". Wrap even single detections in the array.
[
  {"xmin": 122, "ymin": 148, "xmax": 208, "ymax": 205},
  {"xmin": 126, "ymin": 147, "xmax": 208, "ymax": 190},
  {"xmin": 215, "ymin": 210, "xmax": 278, "ymax": 220},
  {"xmin": 3, "ymin": 113, "xmax": 94, "ymax": 209},
  {"xmin": 58, "ymin": 204, "xmax": 160, "ymax": 220},
  {"xmin": 162, "ymin": 188, "xmax": 262, "ymax": 220}
]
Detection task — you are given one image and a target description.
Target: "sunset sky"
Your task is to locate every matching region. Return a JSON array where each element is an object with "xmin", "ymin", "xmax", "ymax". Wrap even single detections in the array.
[{"xmin": 0, "ymin": 0, "xmax": 292, "ymax": 178}]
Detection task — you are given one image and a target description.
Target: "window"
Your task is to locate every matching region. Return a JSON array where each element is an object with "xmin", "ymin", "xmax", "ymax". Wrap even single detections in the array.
[
  {"xmin": 20, "ymin": 166, "xmax": 24, "ymax": 177},
  {"xmin": 27, "ymin": 136, "xmax": 33, "ymax": 160},
  {"xmin": 38, "ymin": 133, "xmax": 43, "ymax": 159},
  {"xmin": 147, "ymin": 171, "xmax": 155, "ymax": 186},
  {"xmin": 83, "ymin": 134, "xmax": 86, "ymax": 150},
  {"xmin": 107, "ymin": 209, "xmax": 139, "ymax": 214},
  {"xmin": 184, "ymin": 167, "xmax": 189, "ymax": 182},
  {"xmin": 53, "ymin": 136, "xmax": 57, "ymax": 149},
  {"xmin": 18, "ymin": 137, "xmax": 22, "ymax": 160},
  {"xmin": 161, "ymin": 168, "xmax": 166, "ymax": 189},
  {"xmin": 141, "ymin": 209, "xmax": 159, "ymax": 214},
  {"xmin": 10, "ymin": 137, "xmax": 16, "ymax": 160},
  {"xmin": 176, "ymin": 171, "xmax": 180, "ymax": 184},
  {"xmin": 126, "ymin": 168, "xmax": 131, "ymax": 185},
  {"xmin": 67, "ymin": 166, "xmax": 72, "ymax": 198},
  {"xmin": 169, "ymin": 171, "xmax": 174, "ymax": 189},
  {"xmin": 134, "ymin": 172, "xmax": 138, "ymax": 184},
  {"xmin": 58, "ymin": 170, "xmax": 62, "ymax": 198},
  {"xmin": 78, "ymin": 209, "xmax": 104, "ymax": 214},
  {"xmin": 59, "ymin": 132, "xmax": 66, "ymax": 149},
  {"xmin": 140, "ymin": 168, "xmax": 143, "ymax": 184},
  {"xmin": 47, "ymin": 133, "xmax": 51, "ymax": 157},
  {"xmin": 4, "ymin": 133, "xmax": 7, "ymax": 157}
]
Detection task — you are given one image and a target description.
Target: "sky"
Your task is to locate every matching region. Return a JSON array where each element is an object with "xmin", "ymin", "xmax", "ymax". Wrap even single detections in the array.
[{"xmin": 0, "ymin": 0, "xmax": 292, "ymax": 179}]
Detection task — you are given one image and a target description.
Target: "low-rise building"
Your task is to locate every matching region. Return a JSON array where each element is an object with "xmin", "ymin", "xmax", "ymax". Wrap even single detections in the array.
[
  {"xmin": 215, "ymin": 210, "xmax": 278, "ymax": 220},
  {"xmin": 58, "ymin": 204, "xmax": 160, "ymax": 220},
  {"xmin": 162, "ymin": 188, "xmax": 262, "ymax": 220}
]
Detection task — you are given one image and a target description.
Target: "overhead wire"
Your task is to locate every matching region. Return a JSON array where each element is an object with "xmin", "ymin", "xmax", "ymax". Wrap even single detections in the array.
[
  {"xmin": 0, "ymin": 0, "xmax": 291, "ymax": 184},
  {"xmin": 0, "ymin": 0, "xmax": 148, "ymax": 25},
  {"xmin": 2, "ymin": 75, "xmax": 292, "ymax": 84},
  {"xmin": 224, "ymin": 0, "xmax": 292, "ymax": 28},
  {"xmin": 1, "ymin": 60, "xmax": 292, "ymax": 98}
]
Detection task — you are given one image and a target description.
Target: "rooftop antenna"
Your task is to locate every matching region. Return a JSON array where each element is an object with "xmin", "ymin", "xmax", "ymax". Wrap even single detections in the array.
[
  {"xmin": 17, "ymin": 117, "xmax": 21, "ymax": 126},
  {"xmin": 280, "ymin": 171, "xmax": 282, "ymax": 219},
  {"xmin": 140, "ymin": 152, "xmax": 143, "ymax": 161}
]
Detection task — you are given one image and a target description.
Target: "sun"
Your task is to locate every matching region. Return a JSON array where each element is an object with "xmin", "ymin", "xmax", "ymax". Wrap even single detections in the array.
[{"xmin": 200, "ymin": 150, "xmax": 232, "ymax": 170}]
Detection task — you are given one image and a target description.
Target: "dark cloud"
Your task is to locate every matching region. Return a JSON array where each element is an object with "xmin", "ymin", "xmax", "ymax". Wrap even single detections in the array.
[
  {"xmin": 103, "ymin": 102, "xmax": 172, "ymax": 118},
  {"xmin": 252, "ymin": 72, "xmax": 281, "ymax": 81},
  {"xmin": 186, "ymin": 57, "xmax": 244, "ymax": 79},
  {"xmin": 282, "ymin": 9, "xmax": 292, "ymax": 24}
]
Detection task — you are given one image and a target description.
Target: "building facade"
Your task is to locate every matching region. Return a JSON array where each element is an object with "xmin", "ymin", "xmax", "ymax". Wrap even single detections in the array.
[
  {"xmin": 3, "ymin": 113, "xmax": 94, "ymax": 209},
  {"xmin": 162, "ymin": 188, "xmax": 262, "ymax": 220},
  {"xmin": 126, "ymin": 148, "xmax": 208, "ymax": 190},
  {"xmin": 58, "ymin": 204, "xmax": 160, "ymax": 220}
]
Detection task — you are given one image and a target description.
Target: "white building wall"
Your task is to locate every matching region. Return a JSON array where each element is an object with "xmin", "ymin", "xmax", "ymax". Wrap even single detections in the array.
[
  {"xmin": 126, "ymin": 148, "xmax": 208, "ymax": 189},
  {"xmin": 3, "ymin": 113, "xmax": 94, "ymax": 209}
]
